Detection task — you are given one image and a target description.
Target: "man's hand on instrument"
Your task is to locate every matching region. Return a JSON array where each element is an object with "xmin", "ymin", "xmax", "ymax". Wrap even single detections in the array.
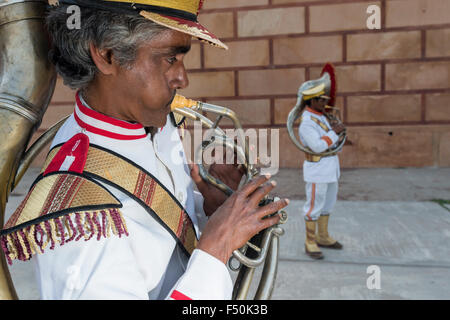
[
  {"xmin": 197, "ymin": 174, "xmax": 289, "ymax": 264},
  {"xmin": 189, "ymin": 162, "xmax": 245, "ymax": 216},
  {"xmin": 331, "ymin": 123, "xmax": 346, "ymax": 134}
]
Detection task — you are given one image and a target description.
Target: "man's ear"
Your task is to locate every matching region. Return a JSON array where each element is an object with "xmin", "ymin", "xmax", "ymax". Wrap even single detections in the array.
[{"xmin": 89, "ymin": 42, "xmax": 117, "ymax": 76}]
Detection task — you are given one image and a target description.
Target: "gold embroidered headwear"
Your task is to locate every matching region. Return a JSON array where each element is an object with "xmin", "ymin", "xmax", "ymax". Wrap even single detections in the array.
[
  {"xmin": 301, "ymin": 83, "xmax": 330, "ymax": 101},
  {"xmin": 50, "ymin": 0, "xmax": 228, "ymax": 49}
]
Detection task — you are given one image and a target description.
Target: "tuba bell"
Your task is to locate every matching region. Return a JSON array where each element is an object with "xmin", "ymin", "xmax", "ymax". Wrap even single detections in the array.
[
  {"xmin": 287, "ymin": 63, "xmax": 347, "ymax": 157},
  {"xmin": 0, "ymin": 0, "xmax": 285, "ymax": 300},
  {"xmin": 0, "ymin": 0, "xmax": 57, "ymax": 300}
]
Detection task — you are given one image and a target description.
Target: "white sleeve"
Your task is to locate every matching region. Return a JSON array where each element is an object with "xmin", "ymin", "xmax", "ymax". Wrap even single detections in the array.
[
  {"xmin": 165, "ymin": 192, "xmax": 233, "ymax": 300},
  {"xmin": 299, "ymin": 121, "xmax": 339, "ymax": 153},
  {"xmin": 166, "ymin": 249, "xmax": 233, "ymax": 300},
  {"xmin": 36, "ymin": 225, "xmax": 233, "ymax": 300},
  {"xmin": 35, "ymin": 232, "xmax": 150, "ymax": 300},
  {"xmin": 193, "ymin": 190, "xmax": 208, "ymax": 232}
]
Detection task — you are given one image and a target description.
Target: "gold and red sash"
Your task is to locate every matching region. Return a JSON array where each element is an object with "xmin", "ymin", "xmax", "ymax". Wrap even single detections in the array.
[
  {"xmin": 300, "ymin": 115, "xmax": 337, "ymax": 162},
  {"xmin": 301, "ymin": 115, "xmax": 330, "ymax": 132},
  {"xmin": 1, "ymin": 142, "xmax": 198, "ymax": 265},
  {"xmin": 42, "ymin": 143, "xmax": 199, "ymax": 256}
]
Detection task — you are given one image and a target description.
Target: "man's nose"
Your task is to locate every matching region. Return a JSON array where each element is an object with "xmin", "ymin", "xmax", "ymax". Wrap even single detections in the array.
[{"xmin": 170, "ymin": 64, "xmax": 189, "ymax": 89}]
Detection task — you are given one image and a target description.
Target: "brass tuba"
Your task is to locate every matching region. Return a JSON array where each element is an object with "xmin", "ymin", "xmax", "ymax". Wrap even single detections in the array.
[
  {"xmin": 0, "ymin": 0, "xmax": 57, "ymax": 300},
  {"xmin": 287, "ymin": 63, "xmax": 346, "ymax": 156},
  {"xmin": 0, "ymin": 0, "xmax": 285, "ymax": 300}
]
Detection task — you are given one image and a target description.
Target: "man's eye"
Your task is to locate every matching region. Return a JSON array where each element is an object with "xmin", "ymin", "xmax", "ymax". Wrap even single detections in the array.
[{"xmin": 167, "ymin": 56, "xmax": 177, "ymax": 64}]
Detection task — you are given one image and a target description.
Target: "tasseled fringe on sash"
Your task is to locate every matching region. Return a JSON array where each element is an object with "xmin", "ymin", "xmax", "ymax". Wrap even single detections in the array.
[{"xmin": 0, "ymin": 208, "xmax": 128, "ymax": 265}]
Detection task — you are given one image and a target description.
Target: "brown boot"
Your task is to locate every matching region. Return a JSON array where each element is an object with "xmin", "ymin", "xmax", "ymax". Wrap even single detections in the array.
[
  {"xmin": 305, "ymin": 220, "xmax": 323, "ymax": 259},
  {"xmin": 316, "ymin": 215, "xmax": 343, "ymax": 249}
]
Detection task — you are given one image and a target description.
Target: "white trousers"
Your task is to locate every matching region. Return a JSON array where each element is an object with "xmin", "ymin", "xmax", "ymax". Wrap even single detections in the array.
[{"xmin": 303, "ymin": 182, "xmax": 338, "ymax": 221}]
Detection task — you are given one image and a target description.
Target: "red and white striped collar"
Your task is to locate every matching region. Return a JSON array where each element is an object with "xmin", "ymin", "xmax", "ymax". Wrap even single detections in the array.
[
  {"xmin": 305, "ymin": 107, "xmax": 324, "ymax": 116},
  {"xmin": 74, "ymin": 92, "xmax": 147, "ymax": 140}
]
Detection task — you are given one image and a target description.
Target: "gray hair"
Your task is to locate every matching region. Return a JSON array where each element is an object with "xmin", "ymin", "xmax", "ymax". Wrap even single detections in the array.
[{"xmin": 45, "ymin": 5, "xmax": 169, "ymax": 90}]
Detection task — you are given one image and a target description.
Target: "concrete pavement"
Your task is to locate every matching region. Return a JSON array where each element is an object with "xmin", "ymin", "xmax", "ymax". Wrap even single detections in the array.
[
  {"xmin": 3, "ymin": 167, "xmax": 450, "ymax": 300},
  {"xmin": 270, "ymin": 199, "xmax": 450, "ymax": 300}
]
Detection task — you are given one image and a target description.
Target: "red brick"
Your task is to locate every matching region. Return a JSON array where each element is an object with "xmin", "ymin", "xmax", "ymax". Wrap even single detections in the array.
[
  {"xmin": 275, "ymin": 96, "xmax": 344, "ymax": 125},
  {"xmin": 51, "ymin": 77, "xmax": 76, "ymax": 103},
  {"xmin": 386, "ymin": 0, "xmax": 450, "ymax": 28},
  {"xmin": 272, "ymin": 0, "xmax": 325, "ymax": 3},
  {"xmin": 180, "ymin": 71, "xmax": 235, "ymax": 98},
  {"xmin": 252, "ymin": 126, "xmax": 284, "ymax": 173},
  {"xmin": 426, "ymin": 93, "xmax": 450, "ymax": 121},
  {"xmin": 184, "ymin": 43, "xmax": 201, "ymax": 70},
  {"xmin": 386, "ymin": 61, "xmax": 450, "ymax": 91},
  {"xmin": 278, "ymin": 128, "xmax": 306, "ymax": 168},
  {"xmin": 310, "ymin": 2, "xmax": 381, "ymax": 32},
  {"xmin": 273, "ymin": 35, "xmax": 343, "ymax": 65},
  {"xmin": 204, "ymin": 99, "xmax": 271, "ymax": 126},
  {"xmin": 347, "ymin": 94, "xmax": 422, "ymax": 123},
  {"xmin": 344, "ymin": 126, "xmax": 434, "ymax": 167},
  {"xmin": 29, "ymin": 130, "xmax": 51, "ymax": 168},
  {"xmin": 238, "ymin": 7, "xmax": 305, "ymax": 37},
  {"xmin": 311, "ymin": 64, "xmax": 381, "ymax": 93},
  {"xmin": 426, "ymin": 28, "xmax": 450, "ymax": 58},
  {"xmin": 239, "ymin": 68, "xmax": 305, "ymax": 96},
  {"xmin": 339, "ymin": 138, "xmax": 360, "ymax": 169},
  {"xmin": 439, "ymin": 132, "xmax": 450, "ymax": 166},
  {"xmin": 274, "ymin": 98, "xmax": 297, "ymax": 125},
  {"xmin": 203, "ymin": 0, "xmax": 268, "ymax": 9},
  {"xmin": 198, "ymin": 12, "xmax": 234, "ymax": 39},
  {"xmin": 347, "ymin": 31, "xmax": 421, "ymax": 61},
  {"xmin": 204, "ymin": 40, "xmax": 269, "ymax": 68},
  {"xmin": 279, "ymin": 125, "xmax": 449, "ymax": 168},
  {"xmin": 39, "ymin": 104, "xmax": 74, "ymax": 130}
]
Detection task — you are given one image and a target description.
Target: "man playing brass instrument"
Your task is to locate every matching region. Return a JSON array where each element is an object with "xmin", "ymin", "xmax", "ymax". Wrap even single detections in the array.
[
  {"xmin": 0, "ymin": 0, "xmax": 288, "ymax": 299},
  {"xmin": 299, "ymin": 83, "xmax": 345, "ymax": 260}
]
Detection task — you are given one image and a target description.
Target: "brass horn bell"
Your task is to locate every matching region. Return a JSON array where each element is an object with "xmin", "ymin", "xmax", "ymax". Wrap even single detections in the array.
[{"xmin": 286, "ymin": 63, "xmax": 347, "ymax": 157}]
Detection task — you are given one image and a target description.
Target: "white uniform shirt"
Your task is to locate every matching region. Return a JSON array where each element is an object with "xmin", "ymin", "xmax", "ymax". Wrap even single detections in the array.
[
  {"xmin": 33, "ymin": 94, "xmax": 233, "ymax": 300},
  {"xmin": 298, "ymin": 107, "xmax": 341, "ymax": 183}
]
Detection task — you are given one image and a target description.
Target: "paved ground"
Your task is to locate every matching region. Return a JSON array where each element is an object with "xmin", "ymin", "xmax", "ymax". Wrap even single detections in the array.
[{"xmin": 3, "ymin": 167, "xmax": 450, "ymax": 300}]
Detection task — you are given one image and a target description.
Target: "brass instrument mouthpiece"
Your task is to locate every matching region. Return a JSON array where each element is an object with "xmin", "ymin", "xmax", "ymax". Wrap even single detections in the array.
[{"xmin": 171, "ymin": 94, "xmax": 198, "ymax": 111}]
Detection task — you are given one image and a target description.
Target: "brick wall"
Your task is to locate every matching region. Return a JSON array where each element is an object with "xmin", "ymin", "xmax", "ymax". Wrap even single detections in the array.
[{"xmin": 34, "ymin": 0, "xmax": 450, "ymax": 168}]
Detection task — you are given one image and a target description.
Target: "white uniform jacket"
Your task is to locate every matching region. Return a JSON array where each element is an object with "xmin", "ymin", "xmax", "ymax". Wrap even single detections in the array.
[
  {"xmin": 34, "ymin": 94, "xmax": 233, "ymax": 300},
  {"xmin": 298, "ymin": 107, "xmax": 341, "ymax": 184}
]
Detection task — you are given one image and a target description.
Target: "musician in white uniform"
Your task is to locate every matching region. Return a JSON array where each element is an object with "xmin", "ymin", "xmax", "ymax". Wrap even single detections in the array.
[
  {"xmin": 298, "ymin": 83, "xmax": 345, "ymax": 259},
  {"xmin": 1, "ymin": 0, "xmax": 288, "ymax": 300}
]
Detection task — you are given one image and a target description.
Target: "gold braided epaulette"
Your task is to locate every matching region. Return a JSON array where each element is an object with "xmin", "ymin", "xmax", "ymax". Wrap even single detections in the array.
[{"xmin": 0, "ymin": 172, "xmax": 128, "ymax": 265}]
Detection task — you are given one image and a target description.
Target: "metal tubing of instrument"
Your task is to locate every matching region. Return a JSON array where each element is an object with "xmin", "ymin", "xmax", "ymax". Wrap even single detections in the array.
[
  {"xmin": 198, "ymin": 102, "xmax": 252, "ymax": 170},
  {"xmin": 14, "ymin": 115, "xmax": 69, "ymax": 190},
  {"xmin": 254, "ymin": 235, "xmax": 279, "ymax": 300},
  {"xmin": 0, "ymin": 111, "xmax": 31, "ymax": 300},
  {"xmin": 174, "ymin": 101, "xmax": 284, "ymax": 301},
  {"xmin": 232, "ymin": 227, "xmax": 275, "ymax": 268},
  {"xmin": 174, "ymin": 107, "xmax": 226, "ymax": 137},
  {"xmin": 233, "ymin": 266, "xmax": 255, "ymax": 300},
  {"xmin": 287, "ymin": 104, "xmax": 346, "ymax": 156},
  {"xmin": 174, "ymin": 107, "xmax": 252, "ymax": 185},
  {"xmin": 196, "ymin": 135, "xmax": 247, "ymax": 196},
  {"xmin": 0, "ymin": 0, "xmax": 57, "ymax": 299}
]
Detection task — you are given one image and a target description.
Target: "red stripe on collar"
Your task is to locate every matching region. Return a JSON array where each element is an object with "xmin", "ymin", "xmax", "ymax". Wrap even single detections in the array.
[
  {"xmin": 75, "ymin": 93, "xmax": 143, "ymax": 130},
  {"xmin": 73, "ymin": 112, "xmax": 147, "ymax": 140},
  {"xmin": 305, "ymin": 107, "xmax": 324, "ymax": 116},
  {"xmin": 74, "ymin": 92, "xmax": 147, "ymax": 140}
]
